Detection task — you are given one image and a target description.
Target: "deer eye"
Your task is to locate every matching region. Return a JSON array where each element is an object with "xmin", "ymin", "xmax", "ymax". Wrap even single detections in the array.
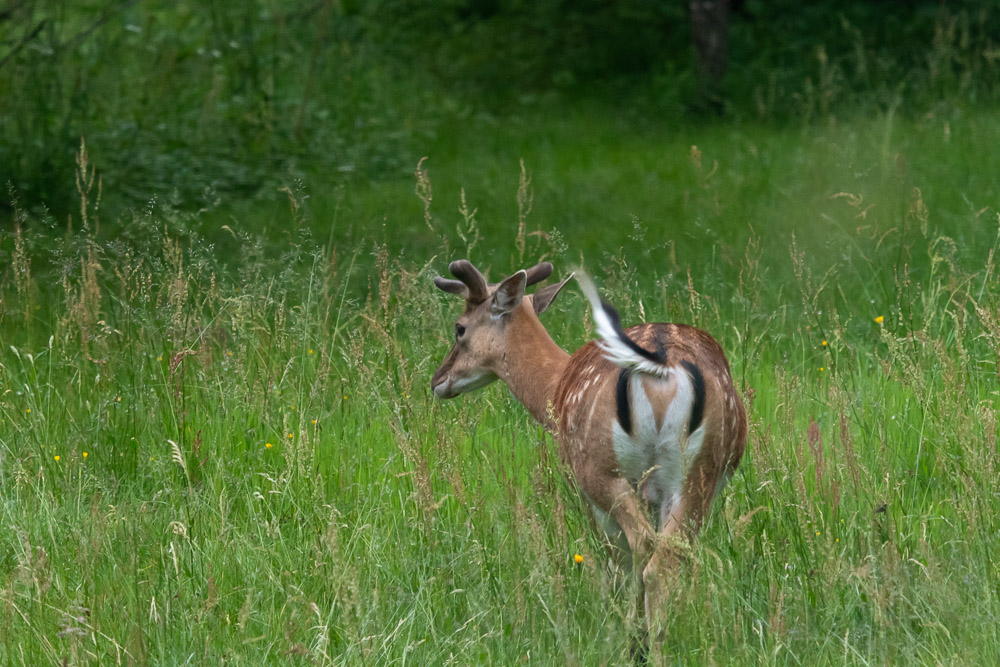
[{"xmin": 455, "ymin": 323, "xmax": 466, "ymax": 339}]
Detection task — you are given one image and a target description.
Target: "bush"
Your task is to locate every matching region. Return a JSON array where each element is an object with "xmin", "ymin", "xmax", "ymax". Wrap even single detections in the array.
[{"xmin": 0, "ymin": 0, "xmax": 437, "ymax": 216}]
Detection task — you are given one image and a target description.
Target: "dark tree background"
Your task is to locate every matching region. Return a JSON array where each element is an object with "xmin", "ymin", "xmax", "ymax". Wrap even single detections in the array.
[{"xmin": 1, "ymin": 0, "xmax": 997, "ymax": 214}]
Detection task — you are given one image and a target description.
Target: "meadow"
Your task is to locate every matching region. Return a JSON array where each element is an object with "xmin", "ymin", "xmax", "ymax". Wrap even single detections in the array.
[{"xmin": 1, "ymin": 95, "xmax": 998, "ymax": 665}]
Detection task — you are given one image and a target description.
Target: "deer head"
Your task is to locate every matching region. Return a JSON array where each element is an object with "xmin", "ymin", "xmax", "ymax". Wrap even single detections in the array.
[{"xmin": 431, "ymin": 259, "xmax": 572, "ymax": 398}]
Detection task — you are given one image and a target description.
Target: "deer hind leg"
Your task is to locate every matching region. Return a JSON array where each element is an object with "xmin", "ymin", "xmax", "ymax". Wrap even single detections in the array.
[
  {"xmin": 590, "ymin": 503, "xmax": 634, "ymax": 575},
  {"xmin": 598, "ymin": 476, "xmax": 657, "ymax": 570},
  {"xmin": 643, "ymin": 447, "xmax": 725, "ymax": 637},
  {"xmin": 586, "ymin": 475, "xmax": 658, "ymax": 636}
]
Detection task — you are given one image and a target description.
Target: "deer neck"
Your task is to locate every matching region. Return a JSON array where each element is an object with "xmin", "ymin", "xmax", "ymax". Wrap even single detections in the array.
[{"xmin": 497, "ymin": 308, "xmax": 569, "ymax": 429}]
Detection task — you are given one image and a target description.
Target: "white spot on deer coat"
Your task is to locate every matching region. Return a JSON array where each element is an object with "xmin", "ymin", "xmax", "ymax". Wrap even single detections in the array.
[{"xmin": 586, "ymin": 398, "xmax": 601, "ymax": 430}]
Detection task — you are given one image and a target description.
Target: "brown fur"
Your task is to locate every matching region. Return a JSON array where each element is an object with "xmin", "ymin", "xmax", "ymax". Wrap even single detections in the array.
[{"xmin": 432, "ymin": 264, "xmax": 747, "ymax": 634}]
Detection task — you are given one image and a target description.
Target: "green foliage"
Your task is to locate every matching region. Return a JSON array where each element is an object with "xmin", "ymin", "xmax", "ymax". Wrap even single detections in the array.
[
  {"xmin": 363, "ymin": 0, "xmax": 1000, "ymax": 115},
  {"xmin": 363, "ymin": 0, "xmax": 687, "ymax": 92},
  {"xmin": 4, "ymin": 0, "xmax": 1000, "ymax": 220},
  {"xmin": 3, "ymin": 2, "xmax": 1000, "ymax": 661},
  {"xmin": 0, "ymin": 0, "xmax": 436, "ymax": 213},
  {"xmin": 726, "ymin": 0, "xmax": 1000, "ymax": 119},
  {"xmin": 1, "ymin": 109, "xmax": 999, "ymax": 662}
]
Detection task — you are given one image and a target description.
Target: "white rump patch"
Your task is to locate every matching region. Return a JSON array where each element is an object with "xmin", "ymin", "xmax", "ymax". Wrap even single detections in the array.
[{"xmin": 611, "ymin": 367, "xmax": 706, "ymax": 529}]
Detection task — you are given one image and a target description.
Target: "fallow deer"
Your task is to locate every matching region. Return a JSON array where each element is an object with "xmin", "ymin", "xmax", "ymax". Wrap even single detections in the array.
[{"xmin": 431, "ymin": 259, "xmax": 747, "ymax": 625}]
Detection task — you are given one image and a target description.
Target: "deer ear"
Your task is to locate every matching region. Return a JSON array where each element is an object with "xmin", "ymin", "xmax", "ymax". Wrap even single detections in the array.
[
  {"xmin": 491, "ymin": 270, "xmax": 526, "ymax": 316},
  {"xmin": 531, "ymin": 273, "xmax": 574, "ymax": 315}
]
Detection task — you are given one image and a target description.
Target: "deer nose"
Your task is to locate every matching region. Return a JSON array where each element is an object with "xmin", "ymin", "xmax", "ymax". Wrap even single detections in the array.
[
  {"xmin": 430, "ymin": 370, "xmax": 449, "ymax": 398},
  {"xmin": 431, "ymin": 379, "xmax": 454, "ymax": 399}
]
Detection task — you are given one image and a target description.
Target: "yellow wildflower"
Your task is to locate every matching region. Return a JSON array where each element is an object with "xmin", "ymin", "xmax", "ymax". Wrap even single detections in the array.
[
  {"xmin": 821, "ymin": 340, "xmax": 828, "ymax": 347},
  {"xmin": 574, "ymin": 553, "xmax": 584, "ymax": 564},
  {"xmin": 54, "ymin": 455, "xmax": 60, "ymax": 462},
  {"xmin": 82, "ymin": 452, "xmax": 88, "ymax": 459},
  {"xmin": 874, "ymin": 315, "xmax": 884, "ymax": 324},
  {"xmin": 266, "ymin": 442, "xmax": 273, "ymax": 449}
]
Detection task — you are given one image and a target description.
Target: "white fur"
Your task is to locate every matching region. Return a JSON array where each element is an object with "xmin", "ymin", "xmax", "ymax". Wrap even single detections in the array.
[
  {"xmin": 434, "ymin": 371, "xmax": 497, "ymax": 397},
  {"xmin": 577, "ymin": 274, "xmax": 671, "ymax": 378},
  {"xmin": 611, "ymin": 368, "xmax": 705, "ymax": 529},
  {"xmin": 578, "ymin": 272, "xmax": 710, "ymax": 528}
]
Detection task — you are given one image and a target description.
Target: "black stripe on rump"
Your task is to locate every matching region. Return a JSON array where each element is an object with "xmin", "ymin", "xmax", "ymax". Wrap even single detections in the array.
[
  {"xmin": 616, "ymin": 367, "xmax": 633, "ymax": 436},
  {"xmin": 680, "ymin": 360, "xmax": 706, "ymax": 434},
  {"xmin": 600, "ymin": 299, "xmax": 665, "ymax": 363}
]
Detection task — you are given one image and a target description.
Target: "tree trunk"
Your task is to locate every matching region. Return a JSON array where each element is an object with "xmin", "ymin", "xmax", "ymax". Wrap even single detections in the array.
[{"xmin": 690, "ymin": 0, "xmax": 730, "ymax": 87}]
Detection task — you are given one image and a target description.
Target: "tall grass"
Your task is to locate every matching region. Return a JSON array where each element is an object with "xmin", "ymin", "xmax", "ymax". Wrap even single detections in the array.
[{"xmin": 1, "ymin": 119, "xmax": 998, "ymax": 664}]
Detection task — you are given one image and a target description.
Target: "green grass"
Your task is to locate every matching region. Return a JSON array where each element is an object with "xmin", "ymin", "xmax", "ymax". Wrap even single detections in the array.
[{"xmin": 1, "ymin": 105, "xmax": 999, "ymax": 664}]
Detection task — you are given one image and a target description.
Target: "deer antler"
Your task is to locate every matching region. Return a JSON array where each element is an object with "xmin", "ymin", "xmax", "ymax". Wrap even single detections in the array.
[
  {"xmin": 432, "ymin": 259, "xmax": 489, "ymax": 303},
  {"xmin": 435, "ymin": 259, "xmax": 552, "ymax": 302},
  {"xmin": 433, "ymin": 276, "xmax": 468, "ymax": 296},
  {"xmin": 523, "ymin": 261, "xmax": 553, "ymax": 287}
]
